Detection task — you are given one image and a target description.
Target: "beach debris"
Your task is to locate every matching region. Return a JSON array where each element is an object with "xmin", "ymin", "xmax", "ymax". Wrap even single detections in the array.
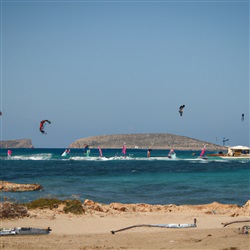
[
  {"xmin": 0, "ymin": 181, "xmax": 43, "ymax": 192},
  {"xmin": 238, "ymin": 226, "xmax": 249, "ymax": 234},
  {"xmin": 0, "ymin": 227, "xmax": 51, "ymax": 236},
  {"xmin": 39, "ymin": 120, "xmax": 51, "ymax": 134},
  {"xmin": 222, "ymin": 219, "xmax": 250, "ymax": 227},
  {"xmin": 111, "ymin": 218, "xmax": 197, "ymax": 234},
  {"xmin": 179, "ymin": 105, "xmax": 185, "ymax": 116}
]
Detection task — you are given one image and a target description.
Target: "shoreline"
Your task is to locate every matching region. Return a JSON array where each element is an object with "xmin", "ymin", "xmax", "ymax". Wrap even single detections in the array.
[{"xmin": 1, "ymin": 199, "xmax": 249, "ymax": 250}]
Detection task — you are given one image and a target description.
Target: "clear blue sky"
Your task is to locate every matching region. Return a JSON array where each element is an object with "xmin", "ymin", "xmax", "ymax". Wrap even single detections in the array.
[{"xmin": 0, "ymin": 0, "xmax": 249, "ymax": 148}]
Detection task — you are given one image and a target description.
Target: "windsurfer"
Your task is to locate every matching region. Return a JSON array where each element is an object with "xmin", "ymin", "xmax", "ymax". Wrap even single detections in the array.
[
  {"xmin": 147, "ymin": 149, "xmax": 152, "ymax": 158},
  {"xmin": 98, "ymin": 146, "xmax": 103, "ymax": 157},
  {"xmin": 168, "ymin": 148, "xmax": 175, "ymax": 158},
  {"xmin": 61, "ymin": 148, "xmax": 70, "ymax": 157},
  {"xmin": 122, "ymin": 144, "xmax": 127, "ymax": 156},
  {"xmin": 200, "ymin": 145, "xmax": 207, "ymax": 159},
  {"xmin": 7, "ymin": 149, "xmax": 12, "ymax": 157}
]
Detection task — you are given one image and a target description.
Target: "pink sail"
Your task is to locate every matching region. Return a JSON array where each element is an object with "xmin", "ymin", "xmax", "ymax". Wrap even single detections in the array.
[
  {"xmin": 98, "ymin": 146, "xmax": 103, "ymax": 157},
  {"xmin": 122, "ymin": 145, "xmax": 126, "ymax": 155},
  {"xmin": 200, "ymin": 147, "xmax": 206, "ymax": 157}
]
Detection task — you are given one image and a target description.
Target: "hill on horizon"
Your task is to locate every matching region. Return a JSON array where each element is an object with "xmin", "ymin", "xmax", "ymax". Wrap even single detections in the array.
[{"xmin": 69, "ymin": 133, "xmax": 225, "ymax": 150}]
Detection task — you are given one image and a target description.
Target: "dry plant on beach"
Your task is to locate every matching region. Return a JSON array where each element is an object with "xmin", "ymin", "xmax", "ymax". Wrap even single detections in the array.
[
  {"xmin": 0, "ymin": 198, "xmax": 85, "ymax": 219},
  {"xmin": 0, "ymin": 201, "xmax": 28, "ymax": 219}
]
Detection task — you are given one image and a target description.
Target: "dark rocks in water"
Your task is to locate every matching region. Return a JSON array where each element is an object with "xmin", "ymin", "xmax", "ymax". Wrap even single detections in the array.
[{"xmin": 0, "ymin": 181, "xmax": 43, "ymax": 192}]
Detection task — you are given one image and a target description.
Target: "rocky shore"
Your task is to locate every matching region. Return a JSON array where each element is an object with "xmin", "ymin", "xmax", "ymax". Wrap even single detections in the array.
[
  {"xmin": 0, "ymin": 181, "xmax": 42, "ymax": 192},
  {"xmin": 1, "ymin": 199, "xmax": 249, "ymax": 249}
]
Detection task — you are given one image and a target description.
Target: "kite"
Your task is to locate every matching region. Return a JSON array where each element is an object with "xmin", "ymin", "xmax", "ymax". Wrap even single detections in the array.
[
  {"xmin": 241, "ymin": 114, "xmax": 244, "ymax": 121},
  {"xmin": 39, "ymin": 120, "xmax": 51, "ymax": 134},
  {"xmin": 0, "ymin": 111, "xmax": 2, "ymax": 116},
  {"xmin": 179, "ymin": 105, "xmax": 185, "ymax": 116}
]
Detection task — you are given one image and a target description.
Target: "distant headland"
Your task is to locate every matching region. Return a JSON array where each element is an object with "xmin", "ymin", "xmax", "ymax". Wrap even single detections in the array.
[
  {"xmin": 0, "ymin": 139, "xmax": 34, "ymax": 148},
  {"xmin": 0, "ymin": 134, "xmax": 226, "ymax": 150},
  {"xmin": 69, "ymin": 133, "xmax": 225, "ymax": 150}
]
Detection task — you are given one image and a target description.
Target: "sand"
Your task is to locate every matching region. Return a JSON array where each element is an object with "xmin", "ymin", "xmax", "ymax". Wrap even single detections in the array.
[{"xmin": 1, "ymin": 200, "xmax": 249, "ymax": 250}]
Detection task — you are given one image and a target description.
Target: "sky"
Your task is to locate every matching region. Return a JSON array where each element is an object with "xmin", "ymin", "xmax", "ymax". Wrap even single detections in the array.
[{"xmin": 0, "ymin": 0, "xmax": 249, "ymax": 148}]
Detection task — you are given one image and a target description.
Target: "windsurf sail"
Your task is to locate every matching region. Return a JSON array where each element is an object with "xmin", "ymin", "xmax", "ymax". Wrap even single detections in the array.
[
  {"xmin": 83, "ymin": 144, "xmax": 90, "ymax": 157},
  {"xmin": 83, "ymin": 144, "xmax": 89, "ymax": 153},
  {"xmin": 61, "ymin": 149, "xmax": 70, "ymax": 157},
  {"xmin": 168, "ymin": 148, "xmax": 175, "ymax": 158},
  {"xmin": 122, "ymin": 144, "xmax": 126, "ymax": 155},
  {"xmin": 200, "ymin": 145, "xmax": 206, "ymax": 157},
  {"xmin": 98, "ymin": 146, "xmax": 103, "ymax": 157}
]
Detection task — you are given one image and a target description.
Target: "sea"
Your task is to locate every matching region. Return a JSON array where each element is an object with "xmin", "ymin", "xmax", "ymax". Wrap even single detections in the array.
[{"xmin": 1, "ymin": 148, "xmax": 249, "ymax": 206}]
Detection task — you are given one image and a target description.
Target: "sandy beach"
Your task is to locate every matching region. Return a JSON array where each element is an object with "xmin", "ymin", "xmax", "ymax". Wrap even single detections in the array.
[{"xmin": 1, "ymin": 200, "xmax": 249, "ymax": 250}]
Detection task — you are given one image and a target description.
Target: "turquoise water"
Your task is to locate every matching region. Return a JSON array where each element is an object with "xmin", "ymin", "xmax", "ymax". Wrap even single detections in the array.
[{"xmin": 0, "ymin": 148, "xmax": 249, "ymax": 205}]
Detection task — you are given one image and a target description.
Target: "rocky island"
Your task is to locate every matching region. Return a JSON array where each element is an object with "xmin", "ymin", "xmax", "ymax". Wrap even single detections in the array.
[
  {"xmin": 0, "ymin": 139, "xmax": 34, "ymax": 148},
  {"xmin": 69, "ymin": 133, "xmax": 225, "ymax": 150}
]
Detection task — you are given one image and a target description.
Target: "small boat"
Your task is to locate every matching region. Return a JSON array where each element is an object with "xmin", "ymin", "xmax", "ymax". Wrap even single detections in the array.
[
  {"xmin": 219, "ymin": 146, "xmax": 250, "ymax": 160},
  {"xmin": 0, "ymin": 227, "xmax": 51, "ymax": 236}
]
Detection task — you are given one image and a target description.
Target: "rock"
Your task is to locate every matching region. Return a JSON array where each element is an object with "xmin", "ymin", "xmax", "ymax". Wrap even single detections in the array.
[
  {"xmin": 0, "ymin": 181, "xmax": 43, "ymax": 192},
  {"xmin": 82, "ymin": 199, "xmax": 250, "ymax": 216},
  {"xmin": 69, "ymin": 133, "xmax": 225, "ymax": 150},
  {"xmin": 0, "ymin": 139, "xmax": 34, "ymax": 148}
]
